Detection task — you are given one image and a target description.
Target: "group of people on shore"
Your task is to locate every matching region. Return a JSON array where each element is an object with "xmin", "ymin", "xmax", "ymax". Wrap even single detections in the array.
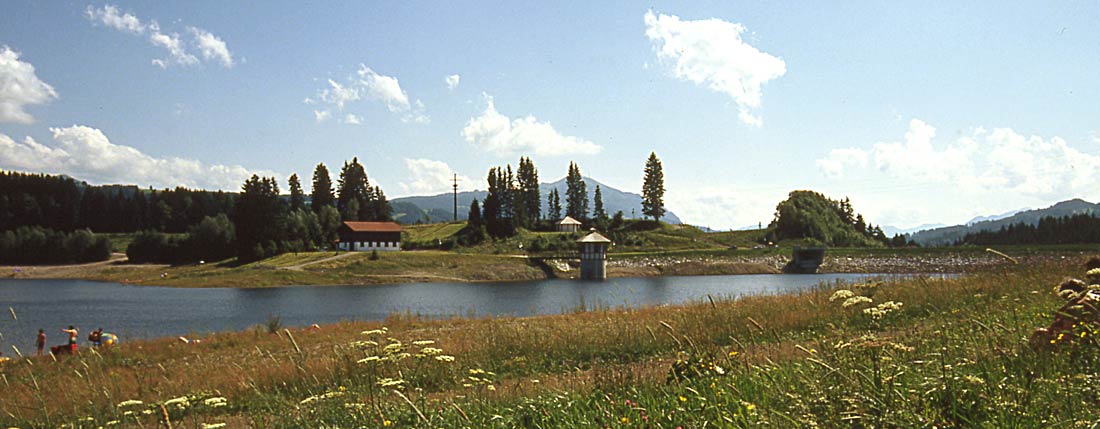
[{"xmin": 32, "ymin": 325, "xmax": 115, "ymax": 356}]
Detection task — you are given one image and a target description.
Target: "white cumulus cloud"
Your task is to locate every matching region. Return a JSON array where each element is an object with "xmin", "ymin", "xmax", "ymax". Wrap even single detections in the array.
[
  {"xmin": 85, "ymin": 4, "xmax": 234, "ymax": 69},
  {"xmin": 644, "ymin": 10, "xmax": 786, "ymax": 126},
  {"xmin": 0, "ymin": 46, "xmax": 58, "ymax": 124},
  {"xmin": 313, "ymin": 109, "xmax": 331, "ymax": 123},
  {"xmin": 189, "ymin": 27, "xmax": 234, "ymax": 67},
  {"xmin": 149, "ymin": 30, "xmax": 198, "ymax": 68},
  {"xmin": 358, "ymin": 65, "xmax": 410, "ymax": 112},
  {"xmin": 461, "ymin": 94, "xmax": 602, "ymax": 157},
  {"xmin": 342, "ymin": 113, "xmax": 362, "ymax": 125},
  {"xmin": 310, "ymin": 64, "xmax": 428, "ymax": 124},
  {"xmin": 85, "ymin": 4, "xmax": 146, "ymax": 34},
  {"xmin": 0, "ymin": 126, "xmax": 274, "ymax": 190},
  {"xmin": 818, "ymin": 118, "xmax": 1100, "ymax": 199},
  {"xmin": 399, "ymin": 158, "xmax": 473, "ymax": 196},
  {"xmin": 445, "ymin": 74, "xmax": 460, "ymax": 91}
]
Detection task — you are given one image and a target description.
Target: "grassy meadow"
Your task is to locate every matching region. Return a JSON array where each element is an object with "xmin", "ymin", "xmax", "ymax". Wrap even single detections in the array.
[{"xmin": 2, "ymin": 257, "xmax": 1098, "ymax": 428}]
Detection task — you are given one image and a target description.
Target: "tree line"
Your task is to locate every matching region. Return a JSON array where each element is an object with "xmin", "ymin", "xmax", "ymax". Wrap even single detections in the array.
[
  {"xmin": 955, "ymin": 213, "xmax": 1100, "ymax": 246},
  {"xmin": 2, "ymin": 155, "xmax": 393, "ymax": 264},
  {"xmin": 0, "ymin": 171, "xmax": 234, "ymax": 233},
  {"xmin": 766, "ymin": 191, "xmax": 909, "ymax": 247},
  {"xmin": 458, "ymin": 152, "xmax": 665, "ymax": 244},
  {"xmin": 135, "ymin": 157, "xmax": 393, "ymax": 263}
]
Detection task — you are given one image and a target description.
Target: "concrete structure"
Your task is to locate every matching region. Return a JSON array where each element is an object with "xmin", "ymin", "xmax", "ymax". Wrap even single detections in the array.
[
  {"xmin": 558, "ymin": 216, "xmax": 582, "ymax": 233},
  {"xmin": 577, "ymin": 228, "xmax": 611, "ymax": 280},
  {"xmin": 337, "ymin": 221, "xmax": 403, "ymax": 252}
]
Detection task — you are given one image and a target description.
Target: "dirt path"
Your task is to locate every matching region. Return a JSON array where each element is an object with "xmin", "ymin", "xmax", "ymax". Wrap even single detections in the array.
[
  {"xmin": 279, "ymin": 252, "xmax": 360, "ymax": 271},
  {"xmin": 1, "ymin": 253, "xmax": 159, "ymax": 279}
]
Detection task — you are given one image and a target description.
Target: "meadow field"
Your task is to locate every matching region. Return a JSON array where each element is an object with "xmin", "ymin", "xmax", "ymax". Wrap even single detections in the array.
[{"xmin": 2, "ymin": 257, "xmax": 1097, "ymax": 428}]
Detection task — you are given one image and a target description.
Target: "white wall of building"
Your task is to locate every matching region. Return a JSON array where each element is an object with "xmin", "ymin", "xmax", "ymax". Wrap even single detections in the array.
[{"xmin": 337, "ymin": 241, "xmax": 402, "ymax": 252}]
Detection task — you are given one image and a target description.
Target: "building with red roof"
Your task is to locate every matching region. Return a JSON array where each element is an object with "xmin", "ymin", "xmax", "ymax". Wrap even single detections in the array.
[{"xmin": 337, "ymin": 221, "xmax": 403, "ymax": 252}]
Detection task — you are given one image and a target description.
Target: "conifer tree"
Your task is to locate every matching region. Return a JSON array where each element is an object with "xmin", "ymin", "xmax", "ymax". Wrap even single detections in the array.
[
  {"xmin": 468, "ymin": 199, "xmax": 482, "ymax": 228},
  {"xmin": 310, "ymin": 163, "xmax": 335, "ymax": 214},
  {"xmin": 516, "ymin": 157, "xmax": 540, "ymax": 227},
  {"xmin": 641, "ymin": 152, "xmax": 666, "ymax": 222},
  {"xmin": 593, "ymin": 185, "xmax": 608, "ymax": 226},
  {"xmin": 288, "ymin": 173, "xmax": 305, "ymax": 212},
  {"xmin": 565, "ymin": 162, "xmax": 588, "ymax": 221},
  {"xmin": 549, "ymin": 188, "xmax": 562, "ymax": 221}
]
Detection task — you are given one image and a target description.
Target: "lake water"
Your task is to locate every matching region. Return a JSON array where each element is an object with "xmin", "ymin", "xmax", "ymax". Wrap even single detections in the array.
[{"xmin": 0, "ymin": 273, "xmax": 934, "ymax": 354}]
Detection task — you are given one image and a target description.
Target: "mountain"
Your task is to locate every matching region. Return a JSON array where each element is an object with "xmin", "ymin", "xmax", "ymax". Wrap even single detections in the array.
[
  {"xmin": 908, "ymin": 199, "xmax": 1100, "ymax": 246},
  {"xmin": 880, "ymin": 223, "xmax": 948, "ymax": 237},
  {"xmin": 390, "ymin": 177, "xmax": 682, "ymax": 225},
  {"xmin": 966, "ymin": 208, "xmax": 1024, "ymax": 226}
]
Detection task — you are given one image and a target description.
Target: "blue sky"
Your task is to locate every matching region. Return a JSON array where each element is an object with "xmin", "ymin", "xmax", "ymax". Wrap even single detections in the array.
[{"xmin": 1, "ymin": 1, "xmax": 1098, "ymax": 230}]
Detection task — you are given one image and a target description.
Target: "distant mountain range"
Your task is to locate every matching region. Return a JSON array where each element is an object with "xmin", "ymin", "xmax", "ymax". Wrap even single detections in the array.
[
  {"xmin": 906, "ymin": 199, "xmax": 1100, "ymax": 246},
  {"xmin": 391, "ymin": 177, "xmax": 682, "ymax": 225}
]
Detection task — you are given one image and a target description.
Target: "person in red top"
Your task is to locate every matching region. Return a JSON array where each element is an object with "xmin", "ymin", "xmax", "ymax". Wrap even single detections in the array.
[{"xmin": 35, "ymin": 329, "xmax": 46, "ymax": 356}]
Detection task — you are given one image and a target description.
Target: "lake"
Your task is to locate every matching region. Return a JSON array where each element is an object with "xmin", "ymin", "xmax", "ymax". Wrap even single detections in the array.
[{"xmin": 0, "ymin": 273, "xmax": 935, "ymax": 354}]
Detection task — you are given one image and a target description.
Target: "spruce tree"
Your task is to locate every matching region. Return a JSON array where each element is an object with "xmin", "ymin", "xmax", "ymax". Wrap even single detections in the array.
[
  {"xmin": 593, "ymin": 185, "xmax": 608, "ymax": 226},
  {"xmin": 641, "ymin": 152, "xmax": 666, "ymax": 222},
  {"xmin": 565, "ymin": 162, "xmax": 588, "ymax": 221},
  {"xmin": 310, "ymin": 163, "xmax": 335, "ymax": 214},
  {"xmin": 468, "ymin": 199, "xmax": 482, "ymax": 228},
  {"xmin": 288, "ymin": 173, "xmax": 305, "ymax": 212},
  {"xmin": 337, "ymin": 158, "xmax": 372, "ymax": 221},
  {"xmin": 549, "ymin": 189, "xmax": 562, "ymax": 221},
  {"xmin": 516, "ymin": 157, "xmax": 540, "ymax": 227}
]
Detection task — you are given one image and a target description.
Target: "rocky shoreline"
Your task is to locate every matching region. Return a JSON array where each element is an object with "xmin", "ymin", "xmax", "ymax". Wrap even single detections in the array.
[{"xmin": 602, "ymin": 251, "xmax": 1069, "ymax": 276}]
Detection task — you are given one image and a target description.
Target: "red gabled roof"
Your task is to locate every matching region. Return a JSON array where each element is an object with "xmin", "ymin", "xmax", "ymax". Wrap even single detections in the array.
[{"xmin": 342, "ymin": 221, "xmax": 403, "ymax": 232}]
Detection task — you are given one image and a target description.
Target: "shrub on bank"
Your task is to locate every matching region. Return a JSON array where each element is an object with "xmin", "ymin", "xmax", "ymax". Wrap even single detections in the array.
[{"xmin": 0, "ymin": 226, "xmax": 111, "ymax": 264}]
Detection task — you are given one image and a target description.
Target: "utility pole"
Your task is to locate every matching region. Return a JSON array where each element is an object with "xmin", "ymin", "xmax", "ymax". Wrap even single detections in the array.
[{"xmin": 452, "ymin": 173, "xmax": 459, "ymax": 222}]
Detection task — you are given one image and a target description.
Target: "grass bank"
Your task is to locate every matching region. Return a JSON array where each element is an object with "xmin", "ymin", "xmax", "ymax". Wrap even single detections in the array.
[{"xmin": 2, "ymin": 257, "xmax": 1097, "ymax": 428}]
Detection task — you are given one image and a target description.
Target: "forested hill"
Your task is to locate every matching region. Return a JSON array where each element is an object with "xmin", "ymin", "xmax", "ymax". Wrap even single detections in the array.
[
  {"xmin": 909, "ymin": 199, "xmax": 1100, "ymax": 246},
  {"xmin": 765, "ymin": 190, "xmax": 896, "ymax": 247},
  {"xmin": 957, "ymin": 213, "xmax": 1100, "ymax": 245},
  {"xmin": 391, "ymin": 177, "xmax": 682, "ymax": 224},
  {"xmin": 0, "ymin": 171, "xmax": 234, "ymax": 233}
]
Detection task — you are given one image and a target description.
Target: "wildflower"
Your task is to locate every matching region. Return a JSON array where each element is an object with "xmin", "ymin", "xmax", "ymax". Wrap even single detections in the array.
[
  {"xmin": 378, "ymin": 378, "xmax": 406, "ymax": 388},
  {"xmin": 963, "ymin": 375, "xmax": 985, "ymax": 385},
  {"xmin": 201, "ymin": 424, "xmax": 226, "ymax": 429},
  {"xmin": 679, "ymin": 396, "xmax": 687, "ymax": 402},
  {"xmin": 163, "ymin": 396, "xmax": 190, "ymax": 407},
  {"xmin": 383, "ymin": 342, "xmax": 404, "ymax": 354},
  {"xmin": 116, "ymin": 400, "xmax": 143, "ymax": 408},
  {"xmin": 358, "ymin": 356, "xmax": 381, "ymax": 364},
  {"xmin": 434, "ymin": 355, "xmax": 455, "ymax": 362},
  {"xmin": 203, "ymin": 397, "xmax": 227, "ymax": 407},
  {"xmin": 383, "ymin": 420, "xmax": 393, "ymax": 427},
  {"xmin": 728, "ymin": 350, "xmax": 739, "ymax": 357},
  {"xmin": 361, "ymin": 328, "xmax": 388, "ymax": 336},
  {"xmin": 412, "ymin": 340, "xmax": 435, "ymax": 346},
  {"xmin": 842, "ymin": 296, "xmax": 873, "ymax": 308},
  {"xmin": 829, "ymin": 289, "xmax": 855, "ymax": 302},
  {"xmin": 106, "ymin": 420, "xmax": 120, "ymax": 426},
  {"xmin": 620, "ymin": 416, "xmax": 629, "ymax": 423},
  {"xmin": 419, "ymin": 347, "xmax": 443, "ymax": 356}
]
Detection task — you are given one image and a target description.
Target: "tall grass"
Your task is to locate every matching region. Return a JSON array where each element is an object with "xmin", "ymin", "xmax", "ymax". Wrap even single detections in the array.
[{"xmin": 2, "ymin": 260, "xmax": 1096, "ymax": 427}]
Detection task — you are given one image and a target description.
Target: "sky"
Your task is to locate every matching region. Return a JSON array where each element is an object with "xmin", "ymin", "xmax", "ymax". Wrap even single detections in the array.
[{"xmin": 1, "ymin": 1, "xmax": 1098, "ymax": 231}]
